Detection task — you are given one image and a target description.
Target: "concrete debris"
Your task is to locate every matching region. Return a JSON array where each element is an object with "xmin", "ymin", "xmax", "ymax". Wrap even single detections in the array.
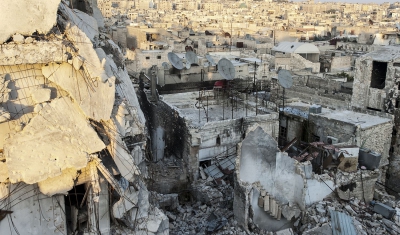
[
  {"xmin": 275, "ymin": 228, "xmax": 294, "ymax": 235},
  {"xmin": 371, "ymin": 201, "xmax": 396, "ymax": 219},
  {"xmin": 24, "ymin": 37, "xmax": 34, "ymax": 44},
  {"xmin": 0, "ymin": 0, "xmax": 61, "ymax": 44},
  {"xmin": 303, "ymin": 223, "xmax": 332, "ymax": 235},
  {"xmin": 112, "ymin": 186, "xmax": 139, "ymax": 219},
  {"xmin": 150, "ymin": 193, "xmax": 179, "ymax": 211},
  {"xmin": 37, "ymin": 167, "xmax": 77, "ymax": 196},
  {"xmin": 59, "ymin": 3, "xmax": 99, "ymax": 41},
  {"xmin": 0, "ymin": 1, "xmax": 165, "ymax": 235},
  {"xmin": 0, "ymin": 162, "xmax": 8, "ymax": 182},
  {"xmin": 30, "ymin": 88, "xmax": 51, "ymax": 104},
  {"xmin": 65, "ymin": 24, "xmax": 108, "ymax": 82},
  {"xmin": 42, "ymin": 62, "xmax": 115, "ymax": 121},
  {"xmin": 103, "ymin": 119, "xmax": 140, "ymax": 182},
  {"xmin": 0, "ymin": 41, "xmax": 67, "ymax": 65},
  {"xmin": 336, "ymin": 169, "xmax": 379, "ymax": 203},
  {"xmin": 299, "ymin": 196, "xmax": 400, "ymax": 235},
  {"xmin": 12, "ymin": 34, "xmax": 24, "ymax": 44},
  {"xmin": 206, "ymin": 212, "xmax": 228, "ymax": 233},
  {"xmin": 5, "ymin": 97, "xmax": 105, "ymax": 184},
  {"xmin": 192, "ymin": 181, "xmax": 224, "ymax": 206},
  {"xmin": 338, "ymin": 156, "xmax": 358, "ymax": 173}
]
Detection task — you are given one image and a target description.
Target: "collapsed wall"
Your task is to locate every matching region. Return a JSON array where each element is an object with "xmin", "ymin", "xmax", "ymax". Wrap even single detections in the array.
[
  {"xmin": 234, "ymin": 126, "xmax": 337, "ymax": 232},
  {"xmin": 137, "ymin": 89, "xmax": 192, "ymax": 194},
  {"xmin": 0, "ymin": 1, "xmax": 167, "ymax": 234}
]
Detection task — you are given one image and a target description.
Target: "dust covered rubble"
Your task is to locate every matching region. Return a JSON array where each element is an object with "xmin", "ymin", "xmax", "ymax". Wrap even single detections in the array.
[
  {"xmin": 151, "ymin": 180, "xmax": 278, "ymax": 235},
  {"xmin": 300, "ymin": 193, "xmax": 400, "ymax": 235}
]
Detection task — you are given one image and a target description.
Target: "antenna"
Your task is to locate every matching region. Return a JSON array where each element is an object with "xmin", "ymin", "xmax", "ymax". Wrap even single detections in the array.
[
  {"xmin": 186, "ymin": 51, "xmax": 198, "ymax": 65},
  {"xmin": 217, "ymin": 58, "xmax": 235, "ymax": 80},
  {"xmin": 162, "ymin": 62, "xmax": 170, "ymax": 69},
  {"xmin": 168, "ymin": 52, "xmax": 184, "ymax": 70},
  {"xmin": 278, "ymin": 69, "xmax": 293, "ymax": 89},
  {"xmin": 277, "ymin": 69, "xmax": 293, "ymax": 109},
  {"xmin": 205, "ymin": 54, "xmax": 216, "ymax": 66}
]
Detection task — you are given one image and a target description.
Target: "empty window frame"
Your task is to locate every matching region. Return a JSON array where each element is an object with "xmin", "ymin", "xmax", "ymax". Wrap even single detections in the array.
[{"xmin": 370, "ymin": 61, "xmax": 387, "ymax": 89}]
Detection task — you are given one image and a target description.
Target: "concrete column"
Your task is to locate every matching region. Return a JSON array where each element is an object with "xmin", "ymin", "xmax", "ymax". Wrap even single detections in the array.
[
  {"xmin": 258, "ymin": 196, "xmax": 264, "ymax": 208},
  {"xmin": 270, "ymin": 198, "xmax": 275, "ymax": 217},
  {"xmin": 277, "ymin": 206, "xmax": 282, "ymax": 221},
  {"xmin": 264, "ymin": 194, "xmax": 270, "ymax": 212}
]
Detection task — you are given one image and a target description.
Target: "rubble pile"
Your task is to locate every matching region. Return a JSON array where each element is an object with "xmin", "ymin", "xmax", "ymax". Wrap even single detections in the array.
[
  {"xmin": 300, "ymin": 195, "xmax": 400, "ymax": 235},
  {"xmin": 152, "ymin": 180, "xmax": 273, "ymax": 235}
]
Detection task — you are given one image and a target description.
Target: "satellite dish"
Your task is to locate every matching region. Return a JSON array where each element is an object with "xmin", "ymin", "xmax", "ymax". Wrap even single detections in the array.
[
  {"xmin": 206, "ymin": 54, "xmax": 216, "ymax": 66},
  {"xmin": 203, "ymin": 62, "xmax": 209, "ymax": 67},
  {"xmin": 162, "ymin": 62, "xmax": 170, "ymax": 69},
  {"xmin": 186, "ymin": 51, "xmax": 198, "ymax": 65},
  {"xmin": 186, "ymin": 62, "xmax": 191, "ymax": 69},
  {"xmin": 278, "ymin": 69, "xmax": 293, "ymax": 89},
  {"xmin": 217, "ymin": 58, "xmax": 235, "ymax": 80},
  {"xmin": 168, "ymin": 52, "xmax": 184, "ymax": 70}
]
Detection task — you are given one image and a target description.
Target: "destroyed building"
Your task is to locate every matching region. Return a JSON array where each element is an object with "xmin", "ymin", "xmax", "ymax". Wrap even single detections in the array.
[
  {"xmin": 138, "ymin": 87, "xmax": 279, "ymax": 193},
  {"xmin": 3, "ymin": 1, "xmax": 400, "ymax": 235},
  {"xmin": 0, "ymin": 1, "xmax": 168, "ymax": 234},
  {"xmin": 350, "ymin": 45, "xmax": 400, "ymax": 198}
]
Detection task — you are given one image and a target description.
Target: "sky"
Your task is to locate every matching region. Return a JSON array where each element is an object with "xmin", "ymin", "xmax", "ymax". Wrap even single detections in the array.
[{"xmin": 293, "ymin": 0, "xmax": 398, "ymax": 3}]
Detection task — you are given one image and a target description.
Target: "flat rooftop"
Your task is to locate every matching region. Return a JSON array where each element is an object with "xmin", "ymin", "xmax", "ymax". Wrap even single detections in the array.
[
  {"xmin": 316, "ymin": 110, "xmax": 392, "ymax": 129},
  {"xmin": 283, "ymin": 101, "xmax": 392, "ymax": 129},
  {"xmin": 161, "ymin": 91, "xmax": 276, "ymax": 127}
]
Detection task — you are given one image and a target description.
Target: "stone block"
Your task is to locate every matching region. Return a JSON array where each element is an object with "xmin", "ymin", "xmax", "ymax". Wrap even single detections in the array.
[
  {"xmin": 338, "ymin": 156, "xmax": 358, "ymax": 173},
  {"xmin": 31, "ymin": 88, "xmax": 51, "ymax": 104},
  {"xmin": 12, "ymin": 34, "xmax": 24, "ymax": 44}
]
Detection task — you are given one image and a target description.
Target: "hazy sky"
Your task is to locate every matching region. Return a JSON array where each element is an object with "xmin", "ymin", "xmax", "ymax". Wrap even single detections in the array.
[{"xmin": 293, "ymin": 0, "xmax": 398, "ymax": 3}]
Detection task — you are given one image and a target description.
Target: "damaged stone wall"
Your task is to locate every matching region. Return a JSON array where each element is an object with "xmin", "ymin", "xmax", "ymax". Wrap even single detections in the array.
[
  {"xmin": 330, "ymin": 55, "xmax": 352, "ymax": 72},
  {"xmin": 281, "ymin": 114, "xmax": 307, "ymax": 145},
  {"xmin": 308, "ymin": 114, "xmax": 357, "ymax": 144},
  {"xmin": 192, "ymin": 114, "xmax": 279, "ymax": 181},
  {"xmin": 0, "ymin": 183, "xmax": 67, "ymax": 235},
  {"xmin": 358, "ymin": 123, "xmax": 393, "ymax": 166},
  {"xmin": 308, "ymin": 113, "xmax": 392, "ymax": 167},
  {"xmin": 234, "ymin": 126, "xmax": 335, "ymax": 232},
  {"xmin": 351, "ymin": 48, "xmax": 399, "ymax": 111},
  {"xmin": 350, "ymin": 48, "xmax": 400, "ymax": 194},
  {"xmin": 336, "ymin": 169, "xmax": 380, "ymax": 203},
  {"xmin": 137, "ymin": 89, "xmax": 191, "ymax": 194},
  {"xmin": 0, "ymin": 1, "xmax": 168, "ymax": 234},
  {"xmin": 284, "ymin": 86, "xmax": 351, "ymax": 110}
]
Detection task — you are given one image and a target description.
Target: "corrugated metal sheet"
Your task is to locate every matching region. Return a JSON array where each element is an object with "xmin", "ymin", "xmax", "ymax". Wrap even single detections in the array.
[
  {"xmin": 204, "ymin": 165, "xmax": 224, "ymax": 179},
  {"xmin": 218, "ymin": 156, "xmax": 236, "ymax": 171},
  {"xmin": 272, "ymin": 42, "xmax": 320, "ymax": 54},
  {"xmin": 330, "ymin": 210, "xmax": 357, "ymax": 235}
]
